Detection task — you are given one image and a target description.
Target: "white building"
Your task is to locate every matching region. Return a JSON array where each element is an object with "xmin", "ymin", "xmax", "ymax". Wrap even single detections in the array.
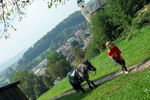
[{"xmin": 77, "ymin": 0, "xmax": 105, "ymax": 22}]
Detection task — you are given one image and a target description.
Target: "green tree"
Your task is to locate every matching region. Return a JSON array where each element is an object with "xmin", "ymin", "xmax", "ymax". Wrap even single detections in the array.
[
  {"xmin": 85, "ymin": 40, "xmax": 100, "ymax": 60},
  {"xmin": 43, "ymin": 76, "xmax": 53, "ymax": 88},
  {"xmin": 13, "ymin": 71, "xmax": 36, "ymax": 99},
  {"xmin": 91, "ymin": 12, "xmax": 113, "ymax": 52},
  {"xmin": 118, "ymin": 0, "xmax": 149, "ymax": 17},
  {"xmin": 71, "ymin": 40, "xmax": 79, "ymax": 47},
  {"xmin": 46, "ymin": 52, "xmax": 71, "ymax": 79},
  {"xmin": 13, "ymin": 71, "xmax": 48, "ymax": 99},
  {"xmin": 34, "ymin": 76, "xmax": 48, "ymax": 98},
  {"xmin": 71, "ymin": 47, "xmax": 84, "ymax": 64}
]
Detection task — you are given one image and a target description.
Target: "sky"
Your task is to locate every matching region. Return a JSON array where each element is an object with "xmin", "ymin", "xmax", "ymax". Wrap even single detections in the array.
[{"xmin": 0, "ymin": 0, "xmax": 80, "ymax": 64}]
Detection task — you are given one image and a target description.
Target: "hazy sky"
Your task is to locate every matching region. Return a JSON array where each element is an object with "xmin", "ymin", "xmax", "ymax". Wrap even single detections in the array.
[{"xmin": 0, "ymin": 0, "xmax": 80, "ymax": 64}]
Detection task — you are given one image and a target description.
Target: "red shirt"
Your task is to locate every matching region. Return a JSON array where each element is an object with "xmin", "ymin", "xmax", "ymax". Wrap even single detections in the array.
[{"xmin": 107, "ymin": 46, "xmax": 122, "ymax": 60}]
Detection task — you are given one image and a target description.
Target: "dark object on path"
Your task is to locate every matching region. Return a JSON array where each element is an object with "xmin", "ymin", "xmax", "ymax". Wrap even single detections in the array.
[
  {"xmin": 67, "ymin": 60, "xmax": 97, "ymax": 93},
  {"xmin": 67, "ymin": 70, "xmax": 85, "ymax": 93},
  {"xmin": 0, "ymin": 81, "xmax": 28, "ymax": 100},
  {"xmin": 76, "ymin": 60, "xmax": 97, "ymax": 89}
]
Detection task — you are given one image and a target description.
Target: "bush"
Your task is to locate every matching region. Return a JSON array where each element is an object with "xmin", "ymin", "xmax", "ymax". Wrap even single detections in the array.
[
  {"xmin": 85, "ymin": 40, "xmax": 100, "ymax": 60},
  {"xmin": 127, "ymin": 4, "xmax": 150, "ymax": 40}
]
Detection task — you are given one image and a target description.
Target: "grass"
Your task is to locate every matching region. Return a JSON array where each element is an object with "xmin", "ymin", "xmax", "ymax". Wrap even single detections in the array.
[
  {"xmin": 56, "ymin": 67, "xmax": 150, "ymax": 100},
  {"xmin": 38, "ymin": 26, "xmax": 150, "ymax": 100}
]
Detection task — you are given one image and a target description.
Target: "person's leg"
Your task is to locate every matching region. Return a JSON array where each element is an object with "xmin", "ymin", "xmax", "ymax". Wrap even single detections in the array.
[
  {"xmin": 120, "ymin": 60, "xmax": 128, "ymax": 71},
  {"xmin": 115, "ymin": 59, "xmax": 128, "ymax": 71}
]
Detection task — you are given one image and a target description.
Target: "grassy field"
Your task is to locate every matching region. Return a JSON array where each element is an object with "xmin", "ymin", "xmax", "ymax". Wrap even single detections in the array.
[
  {"xmin": 56, "ymin": 67, "xmax": 150, "ymax": 100},
  {"xmin": 38, "ymin": 26, "xmax": 150, "ymax": 100}
]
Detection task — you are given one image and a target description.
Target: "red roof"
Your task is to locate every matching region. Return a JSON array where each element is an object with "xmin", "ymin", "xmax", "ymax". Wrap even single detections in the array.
[{"xmin": 74, "ymin": 30, "xmax": 82, "ymax": 36}]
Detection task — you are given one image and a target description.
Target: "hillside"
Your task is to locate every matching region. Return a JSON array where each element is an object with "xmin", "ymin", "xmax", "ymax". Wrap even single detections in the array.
[
  {"xmin": 38, "ymin": 26, "xmax": 150, "ymax": 100},
  {"xmin": 14, "ymin": 11, "xmax": 86, "ymax": 71},
  {"xmin": 0, "ymin": 49, "xmax": 27, "ymax": 73}
]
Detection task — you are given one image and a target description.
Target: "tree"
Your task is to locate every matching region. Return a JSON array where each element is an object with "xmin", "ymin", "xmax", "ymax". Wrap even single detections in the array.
[
  {"xmin": 43, "ymin": 76, "xmax": 53, "ymax": 88},
  {"xmin": 46, "ymin": 52, "xmax": 71, "ymax": 79},
  {"xmin": 71, "ymin": 40, "xmax": 80, "ymax": 48},
  {"xmin": 13, "ymin": 70, "xmax": 48, "ymax": 99},
  {"xmin": 34, "ymin": 76, "xmax": 48, "ymax": 98},
  {"xmin": 118, "ymin": 0, "xmax": 149, "ymax": 17},
  {"xmin": 13, "ymin": 70, "xmax": 36, "ymax": 99},
  {"xmin": 85, "ymin": 40, "xmax": 100, "ymax": 60},
  {"xmin": 71, "ymin": 46, "xmax": 84, "ymax": 63}
]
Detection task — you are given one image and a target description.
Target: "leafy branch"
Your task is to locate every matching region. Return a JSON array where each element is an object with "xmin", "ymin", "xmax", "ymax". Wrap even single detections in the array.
[{"xmin": 0, "ymin": 0, "xmax": 32, "ymax": 39}]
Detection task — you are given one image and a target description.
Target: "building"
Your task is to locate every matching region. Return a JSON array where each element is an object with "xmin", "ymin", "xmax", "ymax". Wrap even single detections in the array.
[
  {"xmin": 77, "ymin": 0, "xmax": 105, "ymax": 22},
  {"xmin": 73, "ymin": 29, "xmax": 82, "ymax": 37},
  {"xmin": 0, "ymin": 81, "xmax": 28, "ymax": 100},
  {"xmin": 31, "ymin": 59, "xmax": 47, "ymax": 76},
  {"xmin": 33, "ymin": 67, "xmax": 47, "ymax": 76}
]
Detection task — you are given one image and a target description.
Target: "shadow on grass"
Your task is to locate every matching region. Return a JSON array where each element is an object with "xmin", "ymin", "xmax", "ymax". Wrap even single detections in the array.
[{"xmin": 55, "ymin": 88, "xmax": 94, "ymax": 100}]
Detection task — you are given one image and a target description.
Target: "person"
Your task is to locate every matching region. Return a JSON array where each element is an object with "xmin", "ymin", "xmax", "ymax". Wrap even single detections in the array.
[{"xmin": 106, "ymin": 41, "xmax": 129, "ymax": 74}]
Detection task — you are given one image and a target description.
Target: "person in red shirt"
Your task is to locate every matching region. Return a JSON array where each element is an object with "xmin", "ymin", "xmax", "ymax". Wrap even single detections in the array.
[{"xmin": 106, "ymin": 41, "xmax": 129, "ymax": 74}]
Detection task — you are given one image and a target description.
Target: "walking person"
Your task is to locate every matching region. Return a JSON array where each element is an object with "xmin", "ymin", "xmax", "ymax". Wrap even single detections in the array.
[{"xmin": 106, "ymin": 41, "xmax": 129, "ymax": 74}]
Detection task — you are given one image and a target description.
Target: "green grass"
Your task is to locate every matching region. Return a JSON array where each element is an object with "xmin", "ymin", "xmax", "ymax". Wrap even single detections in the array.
[
  {"xmin": 56, "ymin": 67, "xmax": 150, "ymax": 100},
  {"xmin": 38, "ymin": 26, "xmax": 150, "ymax": 100}
]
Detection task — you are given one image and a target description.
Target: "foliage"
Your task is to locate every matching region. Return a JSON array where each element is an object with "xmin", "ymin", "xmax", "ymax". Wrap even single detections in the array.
[
  {"xmin": 0, "ymin": 0, "xmax": 31, "ymax": 37},
  {"xmin": 127, "ymin": 4, "xmax": 150, "ymax": 40},
  {"xmin": 43, "ymin": 76, "xmax": 54, "ymax": 88},
  {"xmin": 71, "ymin": 46, "xmax": 84, "ymax": 60},
  {"xmin": 91, "ymin": 12, "xmax": 115, "ymax": 51},
  {"xmin": 46, "ymin": 52, "xmax": 71, "ymax": 79},
  {"xmin": 71, "ymin": 40, "xmax": 80, "ymax": 48},
  {"xmin": 118, "ymin": 0, "xmax": 149, "ymax": 17},
  {"xmin": 34, "ymin": 76, "xmax": 48, "ymax": 98},
  {"xmin": 48, "ymin": 0, "xmax": 68, "ymax": 8},
  {"xmin": 13, "ymin": 70, "xmax": 48, "ymax": 99},
  {"xmin": 13, "ymin": 71, "xmax": 36, "ymax": 99},
  {"xmin": 85, "ymin": 40, "xmax": 100, "ymax": 60}
]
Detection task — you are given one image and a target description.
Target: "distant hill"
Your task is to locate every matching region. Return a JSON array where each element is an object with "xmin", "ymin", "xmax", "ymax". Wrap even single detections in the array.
[
  {"xmin": 14, "ymin": 11, "xmax": 86, "ymax": 72},
  {"xmin": 0, "ymin": 49, "xmax": 27, "ymax": 73}
]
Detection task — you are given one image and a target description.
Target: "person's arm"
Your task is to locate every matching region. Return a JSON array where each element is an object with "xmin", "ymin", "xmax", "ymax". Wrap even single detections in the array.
[{"xmin": 107, "ymin": 50, "xmax": 112, "ymax": 59}]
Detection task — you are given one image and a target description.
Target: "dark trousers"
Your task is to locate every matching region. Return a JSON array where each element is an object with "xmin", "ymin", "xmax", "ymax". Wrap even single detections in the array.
[{"xmin": 113, "ymin": 59, "xmax": 128, "ymax": 71}]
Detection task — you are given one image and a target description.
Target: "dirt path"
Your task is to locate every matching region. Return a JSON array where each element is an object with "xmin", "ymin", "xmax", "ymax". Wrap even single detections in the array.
[{"xmin": 50, "ymin": 59, "xmax": 150, "ymax": 100}]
